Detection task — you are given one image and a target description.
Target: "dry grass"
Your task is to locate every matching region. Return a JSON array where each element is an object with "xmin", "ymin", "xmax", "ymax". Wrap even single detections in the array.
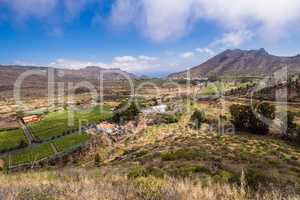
[{"xmin": 0, "ymin": 169, "xmax": 299, "ymax": 200}]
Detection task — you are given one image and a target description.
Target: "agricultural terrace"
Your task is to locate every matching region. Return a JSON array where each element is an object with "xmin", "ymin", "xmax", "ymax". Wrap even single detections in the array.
[
  {"xmin": 29, "ymin": 105, "xmax": 112, "ymax": 141},
  {"xmin": 53, "ymin": 134, "xmax": 90, "ymax": 152},
  {"xmin": 1, "ymin": 133, "xmax": 90, "ymax": 167},
  {"xmin": 199, "ymin": 82, "xmax": 249, "ymax": 95},
  {"xmin": 0, "ymin": 129, "xmax": 27, "ymax": 153},
  {"xmin": 3, "ymin": 143, "xmax": 54, "ymax": 167}
]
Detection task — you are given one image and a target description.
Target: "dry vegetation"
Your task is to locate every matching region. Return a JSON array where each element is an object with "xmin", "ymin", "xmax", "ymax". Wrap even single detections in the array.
[
  {"xmin": 0, "ymin": 79, "xmax": 300, "ymax": 200},
  {"xmin": 0, "ymin": 169, "xmax": 299, "ymax": 200}
]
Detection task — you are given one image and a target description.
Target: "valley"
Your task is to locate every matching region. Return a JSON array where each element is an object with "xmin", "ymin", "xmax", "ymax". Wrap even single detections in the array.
[{"xmin": 0, "ymin": 49, "xmax": 299, "ymax": 200}]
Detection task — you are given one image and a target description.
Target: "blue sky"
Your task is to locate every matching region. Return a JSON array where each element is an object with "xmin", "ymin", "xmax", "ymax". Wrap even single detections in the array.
[{"xmin": 1, "ymin": 0, "xmax": 300, "ymax": 77}]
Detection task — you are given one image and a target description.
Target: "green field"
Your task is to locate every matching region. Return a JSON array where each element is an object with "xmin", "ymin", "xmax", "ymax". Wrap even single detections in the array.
[
  {"xmin": 54, "ymin": 133, "xmax": 90, "ymax": 152},
  {"xmin": 1, "ymin": 133, "xmax": 91, "ymax": 167},
  {"xmin": 4, "ymin": 143, "xmax": 54, "ymax": 166},
  {"xmin": 0, "ymin": 129, "xmax": 27, "ymax": 152},
  {"xmin": 29, "ymin": 105, "xmax": 112, "ymax": 141},
  {"xmin": 200, "ymin": 82, "xmax": 248, "ymax": 95}
]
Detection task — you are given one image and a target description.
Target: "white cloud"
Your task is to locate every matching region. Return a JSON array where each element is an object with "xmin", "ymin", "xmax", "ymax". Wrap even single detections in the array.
[
  {"xmin": 113, "ymin": 56, "xmax": 137, "ymax": 62},
  {"xmin": 48, "ymin": 58, "xmax": 107, "ymax": 69},
  {"xmin": 46, "ymin": 55, "xmax": 162, "ymax": 74},
  {"xmin": 15, "ymin": 60, "xmax": 39, "ymax": 66},
  {"xmin": 210, "ymin": 30, "xmax": 254, "ymax": 48},
  {"xmin": 195, "ymin": 48, "xmax": 215, "ymax": 55},
  {"xmin": 1, "ymin": 0, "xmax": 58, "ymax": 21},
  {"xmin": 111, "ymin": 0, "xmax": 198, "ymax": 41},
  {"xmin": 138, "ymin": 55, "xmax": 158, "ymax": 61},
  {"xmin": 0, "ymin": 0, "xmax": 97, "ymax": 23},
  {"xmin": 111, "ymin": 0, "xmax": 300, "ymax": 42},
  {"xmin": 111, "ymin": 55, "xmax": 161, "ymax": 72},
  {"xmin": 181, "ymin": 52, "xmax": 195, "ymax": 59}
]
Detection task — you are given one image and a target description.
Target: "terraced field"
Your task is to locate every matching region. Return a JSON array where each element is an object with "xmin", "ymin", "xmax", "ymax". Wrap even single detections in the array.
[
  {"xmin": 1, "ymin": 133, "xmax": 91, "ymax": 168},
  {"xmin": 54, "ymin": 134, "xmax": 90, "ymax": 152},
  {"xmin": 4, "ymin": 143, "xmax": 54, "ymax": 166},
  {"xmin": 0, "ymin": 129, "xmax": 27, "ymax": 152},
  {"xmin": 29, "ymin": 105, "xmax": 112, "ymax": 141},
  {"xmin": 200, "ymin": 82, "xmax": 248, "ymax": 95},
  {"xmin": 0, "ymin": 104, "xmax": 110, "ymax": 169}
]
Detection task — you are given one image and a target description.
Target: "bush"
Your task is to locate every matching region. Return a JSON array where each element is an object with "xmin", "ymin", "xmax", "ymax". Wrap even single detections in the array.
[
  {"xmin": 134, "ymin": 176, "xmax": 165, "ymax": 200},
  {"xmin": 190, "ymin": 110, "xmax": 206, "ymax": 128},
  {"xmin": 160, "ymin": 149, "xmax": 207, "ymax": 161},
  {"xmin": 16, "ymin": 110, "xmax": 25, "ymax": 118},
  {"xmin": 18, "ymin": 139, "xmax": 28, "ymax": 149},
  {"xmin": 94, "ymin": 153, "xmax": 101, "ymax": 167},
  {"xmin": 112, "ymin": 101, "xmax": 140, "ymax": 123},
  {"xmin": 128, "ymin": 165, "xmax": 148, "ymax": 179},
  {"xmin": 158, "ymin": 114, "xmax": 178, "ymax": 124},
  {"xmin": 229, "ymin": 102, "xmax": 275, "ymax": 134},
  {"xmin": 167, "ymin": 165, "xmax": 211, "ymax": 178},
  {"xmin": 245, "ymin": 168, "xmax": 276, "ymax": 190},
  {"xmin": 280, "ymin": 112, "xmax": 298, "ymax": 140},
  {"xmin": 213, "ymin": 170, "xmax": 235, "ymax": 183}
]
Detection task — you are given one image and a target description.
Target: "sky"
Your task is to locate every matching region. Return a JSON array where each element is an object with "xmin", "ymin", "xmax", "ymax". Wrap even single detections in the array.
[{"xmin": 1, "ymin": 0, "xmax": 300, "ymax": 77}]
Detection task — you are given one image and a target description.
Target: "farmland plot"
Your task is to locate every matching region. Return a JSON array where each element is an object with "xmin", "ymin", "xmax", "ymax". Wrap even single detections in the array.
[
  {"xmin": 29, "ymin": 105, "xmax": 112, "ymax": 141},
  {"xmin": 0, "ymin": 129, "xmax": 27, "ymax": 152}
]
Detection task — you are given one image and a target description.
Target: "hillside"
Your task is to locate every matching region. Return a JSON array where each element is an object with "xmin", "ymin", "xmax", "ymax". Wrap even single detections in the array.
[
  {"xmin": 168, "ymin": 48, "xmax": 300, "ymax": 79},
  {"xmin": 0, "ymin": 65, "xmax": 136, "ymax": 98},
  {"xmin": 0, "ymin": 102, "xmax": 300, "ymax": 199}
]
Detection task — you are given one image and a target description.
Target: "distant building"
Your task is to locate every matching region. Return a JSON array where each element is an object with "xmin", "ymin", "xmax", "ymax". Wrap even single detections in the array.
[
  {"xmin": 23, "ymin": 115, "xmax": 41, "ymax": 124},
  {"xmin": 97, "ymin": 122, "xmax": 117, "ymax": 134},
  {"xmin": 142, "ymin": 104, "xmax": 167, "ymax": 114}
]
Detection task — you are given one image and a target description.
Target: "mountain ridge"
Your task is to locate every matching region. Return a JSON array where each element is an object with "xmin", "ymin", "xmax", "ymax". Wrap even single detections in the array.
[{"xmin": 168, "ymin": 48, "xmax": 300, "ymax": 79}]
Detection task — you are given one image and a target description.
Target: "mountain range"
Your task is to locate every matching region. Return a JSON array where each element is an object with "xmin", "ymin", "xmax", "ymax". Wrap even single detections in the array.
[
  {"xmin": 0, "ymin": 65, "xmax": 135, "ymax": 99},
  {"xmin": 168, "ymin": 48, "xmax": 300, "ymax": 79}
]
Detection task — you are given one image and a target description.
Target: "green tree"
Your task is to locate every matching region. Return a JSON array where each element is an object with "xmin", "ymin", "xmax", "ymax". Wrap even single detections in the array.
[
  {"xmin": 190, "ymin": 110, "xmax": 206, "ymax": 128},
  {"xmin": 16, "ymin": 110, "xmax": 25, "ymax": 118},
  {"xmin": 281, "ymin": 112, "xmax": 298, "ymax": 139},
  {"xmin": 230, "ymin": 102, "xmax": 275, "ymax": 135},
  {"xmin": 112, "ymin": 100, "xmax": 140, "ymax": 123},
  {"xmin": 18, "ymin": 139, "xmax": 27, "ymax": 149}
]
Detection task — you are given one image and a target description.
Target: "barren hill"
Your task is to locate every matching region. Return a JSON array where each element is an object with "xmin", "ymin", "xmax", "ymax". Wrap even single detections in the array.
[
  {"xmin": 0, "ymin": 65, "xmax": 136, "ymax": 99},
  {"xmin": 168, "ymin": 48, "xmax": 300, "ymax": 79}
]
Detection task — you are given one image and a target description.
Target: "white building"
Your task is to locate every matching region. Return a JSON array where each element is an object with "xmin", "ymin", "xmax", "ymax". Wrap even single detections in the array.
[{"xmin": 142, "ymin": 104, "xmax": 167, "ymax": 115}]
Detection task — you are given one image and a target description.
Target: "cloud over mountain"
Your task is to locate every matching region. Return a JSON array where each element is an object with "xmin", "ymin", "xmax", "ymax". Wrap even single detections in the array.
[{"xmin": 111, "ymin": 0, "xmax": 300, "ymax": 42}]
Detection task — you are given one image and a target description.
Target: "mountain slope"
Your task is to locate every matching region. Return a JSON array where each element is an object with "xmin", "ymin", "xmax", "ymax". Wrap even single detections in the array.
[
  {"xmin": 168, "ymin": 48, "xmax": 300, "ymax": 79},
  {"xmin": 0, "ymin": 65, "xmax": 136, "ymax": 98}
]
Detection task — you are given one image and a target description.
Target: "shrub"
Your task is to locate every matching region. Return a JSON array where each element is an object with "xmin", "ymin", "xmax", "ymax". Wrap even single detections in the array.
[
  {"xmin": 158, "ymin": 114, "xmax": 178, "ymax": 124},
  {"xmin": 229, "ymin": 102, "xmax": 275, "ymax": 134},
  {"xmin": 167, "ymin": 165, "xmax": 211, "ymax": 178},
  {"xmin": 147, "ymin": 167, "xmax": 166, "ymax": 178},
  {"xmin": 128, "ymin": 165, "xmax": 148, "ymax": 179},
  {"xmin": 94, "ymin": 153, "xmax": 101, "ymax": 167},
  {"xmin": 190, "ymin": 110, "xmax": 206, "ymax": 128},
  {"xmin": 134, "ymin": 176, "xmax": 165, "ymax": 200},
  {"xmin": 245, "ymin": 168, "xmax": 276, "ymax": 190},
  {"xmin": 16, "ymin": 110, "xmax": 25, "ymax": 118},
  {"xmin": 280, "ymin": 111, "xmax": 298, "ymax": 139},
  {"xmin": 160, "ymin": 149, "xmax": 207, "ymax": 161},
  {"xmin": 213, "ymin": 170, "xmax": 235, "ymax": 183},
  {"xmin": 18, "ymin": 139, "xmax": 28, "ymax": 149}
]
